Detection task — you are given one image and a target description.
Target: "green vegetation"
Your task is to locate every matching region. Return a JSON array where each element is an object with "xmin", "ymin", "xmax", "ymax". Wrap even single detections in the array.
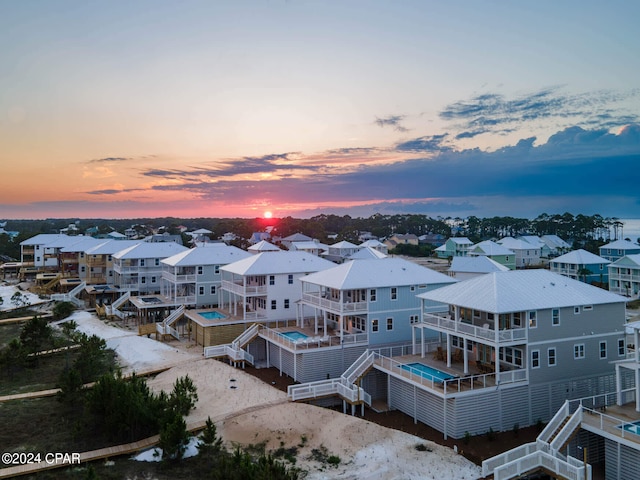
[{"xmin": 53, "ymin": 301, "xmax": 76, "ymax": 320}]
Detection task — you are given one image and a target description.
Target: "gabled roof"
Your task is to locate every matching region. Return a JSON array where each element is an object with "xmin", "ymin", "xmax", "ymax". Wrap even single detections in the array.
[
  {"xmin": 290, "ymin": 241, "xmax": 326, "ymax": 251},
  {"xmin": 449, "ymin": 237, "xmax": 473, "ymax": 245},
  {"xmin": 359, "ymin": 239, "xmax": 385, "ymax": 248},
  {"xmin": 348, "ymin": 247, "xmax": 387, "ymax": 260},
  {"xmin": 191, "ymin": 228, "xmax": 212, "ymax": 234},
  {"xmin": 20, "ymin": 234, "xmax": 70, "ymax": 246},
  {"xmin": 418, "ymin": 269, "xmax": 626, "ymax": 313},
  {"xmin": 470, "ymin": 240, "xmax": 514, "ymax": 256},
  {"xmin": 107, "ymin": 231, "xmax": 126, "ymax": 239},
  {"xmin": 283, "ymin": 232, "xmax": 313, "ymax": 242},
  {"xmin": 552, "ymin": 249, "xmax": 610, "ymax": 265},
  {"xmin": 449, "ymin": 256, "xmax": 509, "ymax": 274},
  {"xmin": 221, "ymin": 251, "xmax": 335, "ymax": 276},
  {"xmin": 600, "ymin": 239, "xmax": 640, "ymax": 250},
  {"xmin": 248, "ymin": 240, "xmax": 280, "ymax": 252},
  {"xmin": 498, "ymin": 237, "xmax": 540, "ymax": 250},
  {"xmin": 301, "ymin": 257, "xmax": 456, "ymax": 290},
  {"xmin": 519, "ymin": 235, "xmax": 545, "ymax": 248},
  {"xmin": 330, "ymin": 240, "xmax": 358, "ymax": 249},
  {"xmin": 60, "ymin": 237, "xmax": 106, "ymax": 253},
  {"xmin": 85, "ymin": 240, "xmax": 142, "ymax": 255},
  {"xmin": 112, "ymin": 242, "xmax": 188, "ymax": 259},
  {"xmin": 611, "ymin": 254, "xmax": 640, "ymax": 267},
  {"xmin": 541, "ymin": 234, "xmax": 570, "ymax": 249},
  {"xmin": 161, "ymin": 245, "xmax": 251, "ymax": 266}
]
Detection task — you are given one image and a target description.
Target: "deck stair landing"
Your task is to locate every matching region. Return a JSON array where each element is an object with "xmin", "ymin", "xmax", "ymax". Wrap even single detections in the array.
[
  {"xmin": 51, "ymin": 281, "xmax": 86, "ymax": 307},
  {"xmin": 482, "ymin": 401, "xmax": 590, "ymax": 480},
  {"xmin": 203, "ymin": 323, "xmax": 259, "ymax": 366},
  {"xmin": 287, "ymin": 350, "xmax": 373, "ymax": 409}
]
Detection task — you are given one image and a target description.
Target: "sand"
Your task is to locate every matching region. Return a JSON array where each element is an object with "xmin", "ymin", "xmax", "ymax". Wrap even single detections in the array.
[{"xmin": 69, "ymin": 311, "xmax": 482, "ymax": 479}]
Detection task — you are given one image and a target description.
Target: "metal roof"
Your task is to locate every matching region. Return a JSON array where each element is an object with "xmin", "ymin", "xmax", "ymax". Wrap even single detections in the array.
[
  {"xmin": 301, "ymin": 257, "xmax": 456, "ymax": 290},
  {"xmin": 449, "ymin": 256, "xmax": 509, "ymax": 273},
  {"xmin": 417, "ymin": 269, "xmax": 627, "ymax": 313},
  {"xmin": 161, "ymin": 245, "xmax": 251, "ymax": 266},
  {"xmin": 552, "ymin": 249, "xmax": 610, "ymax": 265},
  {"xmin": 221, "ymin": 251, "xmax": 335, "ymax": 276},
  {"xmin": 112, "ymin": 241, "xmax": 188, "ymax": 259}
]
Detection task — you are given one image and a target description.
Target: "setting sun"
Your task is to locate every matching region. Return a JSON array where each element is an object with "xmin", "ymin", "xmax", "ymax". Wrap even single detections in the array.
[{"xmin": 264, "ymin": 211, "xmax": 273, "ymax": 219}]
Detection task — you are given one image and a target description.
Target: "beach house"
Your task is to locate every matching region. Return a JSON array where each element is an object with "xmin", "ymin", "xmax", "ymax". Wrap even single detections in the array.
[
  {"xmin": 497, "ymin": 237, "xmax": 542, "ymax": 268},
  {"xmin": 599, "ymin": 239, "xmax": 640, "ymax": 262},
  {"xmin": 549, "ymin": 249, "xmax": 610, "ymax": 284},
  {"xmin": 608, "ymin": 254, "xmax": 640, "ymax": 298},
  {"xmin": 467, "ymin": 240, "xmax": 516, "ymax": 270}
]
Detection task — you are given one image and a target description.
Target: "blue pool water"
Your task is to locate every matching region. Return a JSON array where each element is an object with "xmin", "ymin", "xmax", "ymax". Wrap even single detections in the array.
[
  {"xmin": 279, "ymin": 331, "xmax": 309, "ymax": 341},
  {"xmin": 199, "ymin": 311, "xmax": 226, "ymax": 320},
  {"xmin": 619, "ymin": 420, "xmax": 640, "ymax": 435},
  {"xmin": 400, "ymin": 362, "xmax": 455, "ymax": 383}
]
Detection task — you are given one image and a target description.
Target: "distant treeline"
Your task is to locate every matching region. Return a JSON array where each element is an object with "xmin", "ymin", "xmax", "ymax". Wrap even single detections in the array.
[{"xmin": 0, "ymin": 213, "xmax": 629, "ymax": 260}]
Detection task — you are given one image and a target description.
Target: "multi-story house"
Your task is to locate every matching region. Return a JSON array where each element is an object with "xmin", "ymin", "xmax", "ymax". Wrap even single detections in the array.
[
  {"xmin": 112, "ymin": 242, "xmax": 188, "ymax": 295},
  {"xmin": 540, "ymin": 234, "xmax": 571, "ymax": 257},
  {"xmin": 608, "ymin": 254, "xmax": 640, "ymax": 298},
  {"xmin": 83, "ymin": 239, "xmax": 141, "ymax": 285},
  {"xmin": 599, "ymin": 239, "xmax": 640, "ymax": 262},
  {"xmin": 247, "ymin": 240, "xmax": 280, "ymax": 254},
  {"xmin": 59, "ymin": 237, "xmax": 106, "ymax": 280},
  {"xmin": 161, "ymin": 244, "xmax": 251, "ymax": 307},
  {"xmin": 497, "ymin": 237, "xmax": 542, "ymax": 268},
  {"xmin": 219, "ymin": 251, "xmax": 335, "ymax": 324},
  {"xmin": 20, "ymin": 234, "xmax": 73, "ymax": 270},
  {"xmin": 519, "ymin": 235, "xmax": 551, "ymax": 258},
  {"xmin": 550, "ymin": 249, "xmax": 610, "ymax": 284},
  {"xmin": 358, "ymin": 239, "xmax": 388, "ymax": 255},
  {"xmin": 289, "ymin": 240, "xmax": 328, "ymax": 257},
  {"xmin": 434, "ymin": 237, "xmax": 474, "ymax": 259},
  {"xmin": 467, "ymin": 240, "xmax": 516, "ymax": 269},
  {"xmin": 284, "ymin": 269, "xmax": 627, "ymax": 441},
  {"xmin": 323, "ymin": 240, "xmax": 361, "ymax": 263}
]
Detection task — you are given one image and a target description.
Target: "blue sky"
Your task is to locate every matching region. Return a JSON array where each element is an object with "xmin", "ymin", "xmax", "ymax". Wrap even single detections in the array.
[{"xmin": 1, "ymin": 0, "xmax": 639, "ymax": 219}]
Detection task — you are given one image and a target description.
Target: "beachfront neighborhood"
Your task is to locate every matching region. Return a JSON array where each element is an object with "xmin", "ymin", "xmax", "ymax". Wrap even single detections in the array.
[{"xmin": 2, "ymin": 221, "xmax": 640, "ymax": 480}]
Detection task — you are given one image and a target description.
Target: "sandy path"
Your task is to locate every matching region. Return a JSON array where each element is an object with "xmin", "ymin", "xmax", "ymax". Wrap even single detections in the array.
[{"xmin": 71, "ymin": 311, "xmax": 482, "ymax": 479}]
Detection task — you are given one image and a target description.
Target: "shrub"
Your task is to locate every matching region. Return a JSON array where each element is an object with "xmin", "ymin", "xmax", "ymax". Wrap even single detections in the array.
[
  {"xmin": 463, "ymin": 431, "xmax": 471, "ymax": 445},
  {"xmin": 53, "ymin": 301, "xmax": 75, "ymax": 320}
]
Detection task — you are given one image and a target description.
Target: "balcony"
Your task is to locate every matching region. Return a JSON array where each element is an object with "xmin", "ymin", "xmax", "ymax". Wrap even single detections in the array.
[
  {"xmin": 421, "ymin": 312, "xmax": 527, "ymax": 344},
  {"xmin": 162, "ymin": 271, "xmax": 197, "ymax": 283},
  {"xmin": 221, "ymin": 279, "xmax": 267, "ymax": 296},
  {"xmin": 301, "ymin": 292, "xmax": 368, "ymax": 314},
  {"xmin": 86, "ymin": 257, "xmax": 107, "ymax": 267},
  {"xmin": 260, "ymin": 326, "xmax": 368, "ymax": 352}
]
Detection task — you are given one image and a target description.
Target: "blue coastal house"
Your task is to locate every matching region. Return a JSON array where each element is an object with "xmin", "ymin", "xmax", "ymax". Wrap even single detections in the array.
[
  {"xmin": 549, "ymin": 249, "xmax": 610, "ymax": 284},
  {"xmin": 599, "ymin": 239, "xmax": 640, "ymax": 262}
]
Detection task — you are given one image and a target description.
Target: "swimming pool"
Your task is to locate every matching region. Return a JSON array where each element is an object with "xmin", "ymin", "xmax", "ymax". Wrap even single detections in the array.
[
  {"xmin": 400, "ymin": 362, "xmax": 455, "ymax": 383},
  {"xmin": 198, "ymin": 311, "xmax": 226, "ymax": 320},
  {"xmin": 279, "ymin": 331, "xmax": 309, "ymax": 342},
  {"xmin": 619, "ymin": 420, "xmax": 640, "ymax": 435}
]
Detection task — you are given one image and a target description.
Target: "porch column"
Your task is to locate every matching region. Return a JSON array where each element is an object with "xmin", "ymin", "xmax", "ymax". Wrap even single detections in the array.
[
  {"xmin": 463, "ymin": 338, "xmax": 469, "ymax": 375},
  {"xmin": 616, "ymin": 363, "xmax": 622, "ymax": 406},
  {"xmin": 411, "ymin": 324, "xmax": 416, "ymax": 356},
  {"xmin": 446, "ymin": 334, "xmax": 451, "ymax": 368}
]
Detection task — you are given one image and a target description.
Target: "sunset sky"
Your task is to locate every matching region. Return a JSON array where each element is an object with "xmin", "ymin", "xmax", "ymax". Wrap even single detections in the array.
[{"xmin": 2, "ymin": 1, "xmax": 639, "ymax": 220}]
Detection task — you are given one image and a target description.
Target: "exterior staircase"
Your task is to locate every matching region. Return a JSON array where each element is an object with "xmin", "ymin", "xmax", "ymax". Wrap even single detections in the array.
[
  {"xmin": 107, "ymin": 291, "xmax": 131, "ymax": 320},
  {"xmin": 482, "ymin": 400, "xmax": 591, "ymax": 480},
  {"xmin": 51, "ymin": 281, "xmax": 86, "ymax": 307},
  {"xmin": 203, "ymin": 323, "xmax": 260, "ymax": 366},
  {"xmin": 286, "ymin": 350, "xmax": 373, "ymax": 408}
]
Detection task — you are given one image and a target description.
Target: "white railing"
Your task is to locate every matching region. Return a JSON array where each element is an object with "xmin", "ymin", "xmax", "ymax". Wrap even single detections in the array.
[
  {"xmin": 538, "ymin": 400, "xmax": 570, "ymax": 444},
  {"xmin": 482, "ymin": 442, "xmax": 539, "ymax": 477},
  {"xmin": 287, "ymin": 379, "xmax": 371, "ymax": 405},
  {"xmin": 421, "ymin": 313, "xmax": 527, "ymax": 343},
  {"xmin": 161, "ymin": 271, "xmax": 196, "ymax": 282},
  {"xmin": 203, "ymin": 344, "xmax": 228, "ymax": 358},
  {"xmin": 68, "ymin": 281, "xmax": 86, "ymax": 297},
  {"xmin": 111, "ymin": 291, "xmax": 131, "ymax": 310},
  {"xmin": 164, "ymin": 305, "xmax": 185, "ymax": 327},
  {"xmin": 232, "ymin": 323, "xmax": 260, "ymax": 349},
  {"xmin": 342, "ymin": 351, "xmax": 375, "ymax": 384},
  {"xmin": 550, "ymin": 407, "xmax": 582, "ymax": 452},
  {"xmin": 301, "ymin": 293, "xmax": 368, "ymax": 313},
  {"xmin": 221, "ymin": 280, "xmax": 267, "ymax": 295},
  {"xmin": 260, "ymin": 327, "xmax": 368, "ymax": 351},
  {"xmin": 492, "ymin": 451, "xmax": 588, "ymax": 480}
]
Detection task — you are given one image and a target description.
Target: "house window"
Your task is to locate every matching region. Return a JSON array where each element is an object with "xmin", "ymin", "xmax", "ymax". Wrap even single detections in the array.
[
  {"xmin": 599, "ymin": 264, "xmax": 603, "ymax": 271},
  {"xmin": 108, "ymin": 255, "xmax": 112, "ymax": 261},
  {"xmin": 269, "ymin": 275, "xmax": 275, "ymax": 285},
  {"xmin": 214, "ymin": 265, "xmax": 219, "ymax": 274},
  {"xmin": 210, "ymin": 286, "xmax": 216, "ymax": 295},
  {"xmin": 199, "ymin": 286, "xmax": 204, "ymax": 295},
  {"xmin": 386, "ymin": 317, "xmax": 393, "ymax": 330},
  {"xmin": 284, "ymin": 299, "xmax": 290, "ymax": 309},
  {"xmin": 599, "ymin": 341, "xmax": 607, "ymax": 359},
  {"xmin": 271, "ymin": 300, "xmax": 276, "ymax": 310},
  {"xmin": 140, "ymin": 259, "xmax": 145, "ymax": 266},
  {"xmin": 288, "ymin": 274, "xmax": 293, "ymax": 285},
  {"xmin": 618, "ymin": 339, "xmax": 626, "ymax": 356},
  {"xmin": 80, "ymin": 266, "xmax": 85, "ymax": 273},
  {"xmin": 372, "ymin": 319, "xmax": 379, "ymax": 332},
  {"xmin": 410, "ymin": 315, "xmax": 419, "ymax": 324},
  {"xmin": 197, "ymin": 266, "xmax": 203, "ymax": 275},
  {"xmin": 532, "ymin": 350, "xmax": 540, "ymax": 368},
  {"xmin": 391, "ymin": 288, "xmax": 397, "ymax": 300},
  {"xmin": 370, "ymin": 289, "xmax": 377, "ymax": 302},
  {"xmin": 583, "ymin": 305, "xmax": 593, "ymax": 311},
  {"xmin": 410, "ymin": 285, "xmax": 415, "ymax": 292},
  {"xmin": 513, "ymin": 312, "xmax": 522, "ymax": 327},
  {"xmin": 155, "ymin": 258, "xmax": 160, "ymax": 266},
  {"xmin": 574, "ymin": 307, "xmax": 580, "ymax": 314},
  {"xmin": 108, "ymin": 271, "xmax": 113, "ymax": 277},
  {"xmin": 151, "ymin": 276, "xmax": 156, "ymax": 283},
  {"xmin": 528, "ymin": 311, "xmax": 537, "ymax": 328},
  {"xmin": 141, "ymin": 277, "xmax": 146, "ymax": 284},
  {"xmin": 552, "ymin": 309, "xmax": 560, "ymax": 326},
  {"xmin": 548, "ymin": 348, "xmax": 556, "ymax": 366},
  {"xmin": 574, "ymin": 344, "xmax": 585, "ymax": 359},
  {"xmin": 505, "ymin": 256, "xmax": 509, "ymax": 262}
]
